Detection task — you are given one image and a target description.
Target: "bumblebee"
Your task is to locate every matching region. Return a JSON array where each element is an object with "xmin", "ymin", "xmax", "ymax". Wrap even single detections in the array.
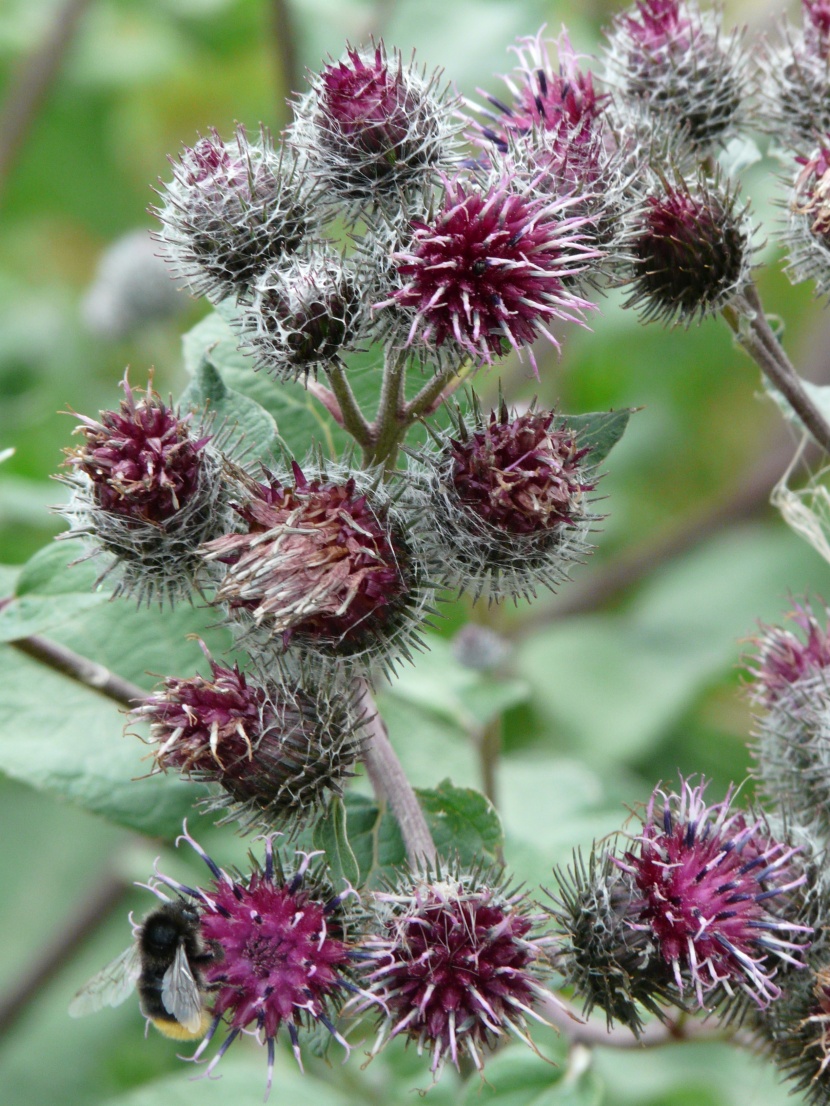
[{"xmin": 68, "ymin": 901, "xmax": 216, "ymax": 1040}]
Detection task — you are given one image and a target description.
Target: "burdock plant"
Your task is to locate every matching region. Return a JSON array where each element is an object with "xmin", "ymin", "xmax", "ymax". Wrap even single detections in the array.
[{"xmin": 11, "ymin": 6, "xmax": 830, "ymax": 1103}]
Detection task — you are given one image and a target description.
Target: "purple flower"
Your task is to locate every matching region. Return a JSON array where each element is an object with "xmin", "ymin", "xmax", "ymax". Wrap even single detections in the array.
[
  {"xmin": 356, "ymin": 866, "xmax": 554, "ymax": 1077},
  {"xmin": 616, "ymin": 779, "xmax": 810, "ymax": 1008},
  {"xmin": 135, "ymin": 644, "xmax": 364, "ymax": 831},
  {"xmin": 379, "ymin": 171, "xmax": 597, "ymax": 372},
  {"xmin": 749, "ymin": 600, "xmax": 830, "ymax": 709},
  {"xmin": 66, "ymin": 378, "xmax": 208, "ymax": 525},
  {"xmin": 153, "ymin": 830, "xmax": 358, "ymax": 1096}
]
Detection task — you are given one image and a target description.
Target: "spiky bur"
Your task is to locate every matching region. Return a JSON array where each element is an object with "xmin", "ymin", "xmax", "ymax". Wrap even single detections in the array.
[
  {"xmin": 621, "ymin": 173, "xmax": 754, "ymax": 326},
  {"xmin": 152, "ymin": 126, "xmax": 312, "ymax": 304},
  {"xmin": 288, "ymin": 43, "xmax": 460, "ymax": 213},
  {"xmin": 351, "ymin": 864, "xmax": 555, "ymax": 1078},
  {"xmin": 746, "ymin": 601, "xmax": 830, "ymax": 858},
  {"xmin": 374, "ymin": 164, "xmax": 599, "ymax": 373},
  {"xmin": 201, "ymin": 460, "xmax": 432, "ymax": 677},
  {"xmin": 408, "ymin": 399, "xmax": 599, "ymax": 603},
  {"xmin": 152, "ymin": 830, "xmax": 361, "ymax": 1098},
  {"xmin": 133, "ymin": 645, "xmax": 365, "ymax": 833},
  {"xmin": 756, "ymin": 1, "xmax": 830, "ymax": 150},
  {"xmin": 464, "ymin": 31, "xmax": 633, "ymax": 267},
  {"xmin": 59, "ymin": 377, "xmax": 231, "ymax": 606},
  {"xmin": 615, "ymin": 779, "xmax": 811, "ymax": 1011},
  {"xmin": 234, "ymin": 251, "xmax": 365, "ymax": 383},
  {"xmin": 784, "ymin": 143, "xmax": 830, "ymax": 301},
  {"xmin": 547, "ymin": 846, "xmax": 675, "ymax": 1035},
  {"xmin": 603, "ymin": 0, "xmax": 748, "ymax": 157}
]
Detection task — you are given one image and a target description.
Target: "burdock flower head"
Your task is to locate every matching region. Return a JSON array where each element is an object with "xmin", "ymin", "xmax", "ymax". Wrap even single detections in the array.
[
  {"xmin": 152, "ymin": 829, "xmax": 360, "ymax": 1096},
  {"xmin": 134, "ymin": 644, "xmax": 365, "ymax": 832},
  {"xmin": 375, "ymin": 165, "xmax": 599, "ymax": 373},
  {"xmin": 616, "ymin": 779, "xmax": 810, "ymax": 1010},
  {"xmin": 622, "ymin": 172, "xmax": 754, "ymax": 326},
  {"xmin": 201, "ymin": 460, "xmax": 430, "ymax": 674},
  {"xmin": 355, "ymin": 863, "xmax": 555, "ymax": 1077},
  {"xmin": 59, "ymin": 376, "xmax": 230, "ymax": 605},
  {"xmin": 153, "ymin": 126, "xmax": 312, "ymax": 304},
  {"xmin": 235, "ymin": 251, "xmax": 365, "ymax": 382},
  {"xmin": 756, "ymin": 1, "xmax": 830, "ymax": 149},
  {"xmin": 289, "ymin": 43, "xmax": 460, "ymax": 210},
  {"xmin": 604, "ymin": 0, "xmax": 747, "ymax": 156},
  {"xmin": 746, "ymin": 601, "xmax": 830, "ymax": 858},
  {"xmin": 785, "ymin": 142, "xmax": 830, "ymax": 300},
  {"xmin": 410, "ymin": 399, "xmax": 599, "ymax": 603}
]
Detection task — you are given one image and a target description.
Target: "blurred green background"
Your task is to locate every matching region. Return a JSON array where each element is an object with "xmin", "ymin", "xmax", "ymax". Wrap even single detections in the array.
[{"xmin": 0, "ymin": 0, "xmax": 827, "ymax": 1103}]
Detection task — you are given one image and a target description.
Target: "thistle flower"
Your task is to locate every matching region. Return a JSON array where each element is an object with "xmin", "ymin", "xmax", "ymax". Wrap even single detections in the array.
[
  {"xmin": 153, "ymin": 126, "xmax": 312, "ymax": 304},
  {"xmin": 135, "ymin": 645, "xmax": 365, "ymax": 832},
  {"xmin": 616, "ymin": 779, "xmax": 810, "ymax": 1009},
  {"xmin": 355, "ymin": 864, "xmax": 554, "ymax": 1077},
  {"xmin": 785, "ymin": 143, "xmax": 830, "ymax": 300},
  {"xmin": 289, "ymin": 44, "xmax": 460, "ymax": 211},
  {"xmin": 59, "ymin": 377, "xmax": 230, "ymax": 606},
  {"xmin": 621, "ymin": 173, "xmax": 754, "ymax": 326},
  {"xmin": 409, "ymin": 399, "xmax": 599, "ymax": 603},
  {"xmin": 375, "ymin": 167, "xmax": 599, "ymax": 372},
  {"xmin": 235, "ymin": 251, "xmax": 365, "ymax": 382},
  {"xmin": 604, "ymin": 0, "xmax": 748, "ymax": 157},
  {"xmin": 756, "ymin": 1, "xmax": 830, "ymax": 150},
  {"xmin": 152, "ymin": 830, "xmax": 360, "ymax": 1096},
  {"xmin": 547, "ymin": 846, "xmax": 674, "ymax": 1034},
  {"xmin": 201, "ymin": 461, "xmax": 431, "ymax": 675},
  {"xmin": 746, "ymin": 601, "xmax": 830, "ymax": 855}
]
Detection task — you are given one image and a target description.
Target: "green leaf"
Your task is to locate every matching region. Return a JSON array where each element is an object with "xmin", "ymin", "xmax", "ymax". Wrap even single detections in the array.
[
  {"xmin": 416, "ymin": 779, "xmax": 503, "ymax": 866},
  {"xmin": 462, "ymin": 1043, "xmax": 604, "ymax": 1106},
  {"xmin": 0, "ymin": 542, "xmax": 105, "ymax": 642},
  {"xmin": 340, "ymin": 792, "xmax": 406, "ymax": 886},
  {"xmin": 179, "ymin": 355, "xmax": 279, "ymax": 463},
  {"xmin": 312, "ymin": 795, "xmax": 360, "ymax": 888},
  {"xmin": 561, "ymin": 408, "xmax": 634, "ymax": 466}
]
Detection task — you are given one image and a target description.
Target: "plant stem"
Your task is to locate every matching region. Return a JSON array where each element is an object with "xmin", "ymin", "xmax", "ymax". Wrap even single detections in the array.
[
  {"xmin": 368, "ymin": 347, "xmax": 409, "ymax": 471},
  {"xmin": 724, "ymin": 284, "xmax": 830, "ymax": 455},
  {"xmin": 357, "ymin": 679, "xmax": 437, "ymax": 869},
  {"xmin": 327, "ymin": 360, "xmax": 374, "ymax": 451},
  {"xmin": 9, "ymin": 634, "xmax": 148, "ymax": 707},
  {"xmin": 404, "ymin": 362, "xmax": 470, "ymax": 420}
]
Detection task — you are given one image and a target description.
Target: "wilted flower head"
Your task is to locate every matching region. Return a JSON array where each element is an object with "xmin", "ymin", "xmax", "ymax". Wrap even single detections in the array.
[
  {"xmin": 616, "ymin": 778, "xmax": 810, "ymax": 1009},
  {"xmin": 152, "ymin": 830, "xmax": 359, "ymax": 1096},
  {"xmin": 409, "ymin": 399, "xmax": 599, "ymax": 603},
  {"xmin": 135, "ymin": 645, "xmax": 365, "ymax": 832},
  {"xmin": 289, "ymin": 44, "xmax": 460, "ymax": 209},
  {"xmin": 356, "ymin": 864, "xmax": 554, "ymax": 1077},
  {"xmin": 785, "ymin": 143, "xmax": 830, "ymax": 299},
  {"xmin": 202, "ymin": 461, "xmax": 430, "ymax": 673},
  {"xmin": 376, "ymin": 168, "xmax": 598, "ymax": 372},
  {"xmin": 236, "ymin": 252, "xmax": 364, "ymax": 382},
  {"xmin": 604, "ymin": 0, "xmax": 747, "ymax": 156},
  {"xmin": 59, "ymin": 377, "xmax": 230, "ymax": 606},
  {"xmin": 548, "ymin": 846, "xmax": 673, "ymax": 1034},
  {"xmin": 153, "ymin": 126, "xmax": 312, "ymax": 303},
  {"xmin": 622, "ymin": 173, "xmax": 753, "ymax": 325}
]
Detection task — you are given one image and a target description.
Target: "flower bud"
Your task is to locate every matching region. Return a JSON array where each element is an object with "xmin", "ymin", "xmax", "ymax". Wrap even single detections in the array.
[
  {"xmin": 410, "ymin": 400, "xmax": 599, "ymax": 603},
  {"xmin": 59, "ymin": 377, "xmax": 231, "ymax": 606},
  {"xmin": 201, "ymin": 461, "xmax": 431, "ymax": 675},
  {"xmin": 152, "ymin": 830, "xmax": 360, "ymax": 1096},
  {"xmin": 622, "ymin": 173, "xmax": 753, "ymax": 325},
  {"xmin": 289, "ymin": 44, "xmax": 460, "ymax": 210},
  {"xmin": 759, "ymin": 949, "xmax": 830, "ymax": 1105},
  {"xmin": 135, "ymin": 647, "xmax": 365, "ymax": 832},
  {"xmin": 355, "ymin": 864, "xmax": 554, "ymax": 1077},
  {"xmin": 152, "ymin": 126, "xmax": 312, "ymax": 304},
  {"xmin": 785, "ymin": 143, "xmax": 830, "ymax": 300},
  {"xmin": 756, "ymin": 1, "xmax": 830, "ymax": 150},
  {"xmin": 604, "ymin": 0, "xmax": 747, "ymax": 156},
  {"xmin": 235, "ymin": 252, "xmax": 364, "ymax": 382}
]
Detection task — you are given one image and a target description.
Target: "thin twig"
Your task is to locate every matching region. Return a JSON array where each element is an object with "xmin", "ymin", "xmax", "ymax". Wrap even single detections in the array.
[
  {"xmin": 269, "ymin": 0, "xmax": 301, "ymax": 111},
  {"xmin": 357, "ymin": 679, "xmax": 437, "ymax": 869},
  {"xmin": 0, "ymin": 871, "xmax": 128, "ymax": 1039},
  {"xmin": 0, "ymin": 0, "xmax": 93, "ymax": 205},
  {"xmin": 9, "ymin": 634, "xmax": 147, "ymax": 707}
]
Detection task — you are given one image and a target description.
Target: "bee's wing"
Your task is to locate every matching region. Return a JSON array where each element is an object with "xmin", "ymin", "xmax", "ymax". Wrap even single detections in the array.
[
  {"xmin": 68, "ymin": 943, "xmax": 142, "ymax": 1018},
  {"xmin": 161, "ymin": 941, "xmax": 204, "ymax": 1033}
]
